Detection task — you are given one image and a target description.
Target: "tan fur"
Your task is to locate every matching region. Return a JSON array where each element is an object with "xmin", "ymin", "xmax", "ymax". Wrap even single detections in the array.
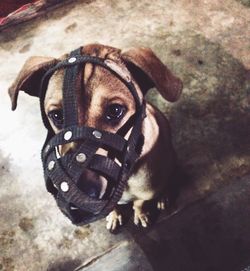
[{"xmin": 8, "ymin": 44, "xmax": 182, "ymax": 230}]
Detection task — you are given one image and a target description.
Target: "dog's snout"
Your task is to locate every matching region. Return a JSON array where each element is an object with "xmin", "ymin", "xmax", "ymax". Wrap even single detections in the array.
[
  {"xmin": 59, "ymin": 141, "xmax": 79, "ymax": 156},
  {"xmin": 77, "ymin": 169, "xmax": 108, "ymax": 199},
  {"xmin": 59, "ymin": 142, "xmax": 108, "ymax": 199}
]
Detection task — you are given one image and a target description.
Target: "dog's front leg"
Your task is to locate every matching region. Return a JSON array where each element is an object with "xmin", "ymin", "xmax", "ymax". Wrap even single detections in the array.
[
  {"xmin": 133, "ymin": 199, "xmax": 150, "ymax": 227},
  {"xmin": 106, "ymin": 208, "xmax": 123, "ymax": 231}
]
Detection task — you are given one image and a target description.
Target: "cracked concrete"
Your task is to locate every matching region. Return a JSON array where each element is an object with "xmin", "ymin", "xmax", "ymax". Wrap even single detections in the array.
[{"xmin": 0, "ymin": 0, "xmax": 250, "ymax": 270}]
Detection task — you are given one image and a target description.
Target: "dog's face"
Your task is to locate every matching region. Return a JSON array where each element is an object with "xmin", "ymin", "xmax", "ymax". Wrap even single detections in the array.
[
  {"xmin": 44, "ymin": 57, "xmax": 138, "ymax": 198},
  {"xmin": 8, "ymin": 44, "xmax": 183, "ymax": 199},
  {"xmin": 44, "ymin": 64, "xmax": 136, "ymax": 139}
]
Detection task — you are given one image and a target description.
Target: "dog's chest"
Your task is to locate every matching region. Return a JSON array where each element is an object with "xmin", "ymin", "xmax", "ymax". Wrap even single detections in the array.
[{"xmin": 117, "ymin": 164, "xmax": 155, "ymax": 204}]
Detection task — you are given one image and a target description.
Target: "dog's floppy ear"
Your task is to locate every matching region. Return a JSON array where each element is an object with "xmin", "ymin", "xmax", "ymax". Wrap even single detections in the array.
[
  {"xmin": 122, "ymin": 47, "xmax": 183, "ymax": 102},
  {"xmin": 8, "ymin": 56, "xmax": 57, "ymax": 110}
]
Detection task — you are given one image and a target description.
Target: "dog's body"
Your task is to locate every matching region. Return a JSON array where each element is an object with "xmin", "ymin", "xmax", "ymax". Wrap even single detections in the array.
[{"xmin": 9, "ymin": 44, "xmax": 182, "ymax": 230}]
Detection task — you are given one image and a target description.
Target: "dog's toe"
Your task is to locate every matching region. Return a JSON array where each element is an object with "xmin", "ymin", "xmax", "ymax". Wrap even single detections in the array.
[
  {"xmin": 134, "ymin": 212, "xmax": 150, "ymax": 227},
  {"xmin": 157, "ymin": 197, "xmax": 168, "ymax": 210},
  {"xmin": 106, "ymin": 210, "xmax": 123, "ymax": 231}
]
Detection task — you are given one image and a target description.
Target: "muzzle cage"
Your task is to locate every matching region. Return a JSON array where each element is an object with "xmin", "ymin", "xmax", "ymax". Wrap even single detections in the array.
[{"xmin": 39, "ymin": 47, "xmax": 146, "ymax": 225}]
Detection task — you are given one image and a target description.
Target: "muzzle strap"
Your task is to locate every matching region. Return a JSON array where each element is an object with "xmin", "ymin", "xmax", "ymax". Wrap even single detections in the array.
[
  {"xmin": 42, "ymin": 126, "xmax": 127, "ymax": 160},
  {"xmin": 40, "ymin": 47, "xmax": 146, "ymax": 225},
  {"xmin": 62, "ymin": 48, "xmax": 82, "ymax": 127},
  {"xmin": 44, "ymin": 150, "xmax": 107, "ymax": 213}
]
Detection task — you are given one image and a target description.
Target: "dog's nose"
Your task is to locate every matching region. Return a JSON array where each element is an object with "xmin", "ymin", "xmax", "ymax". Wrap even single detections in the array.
[
  {"xmin": 78, "ymin": 169, "xmax": 108, "ymax": 199},
  {"xmin": 58, "ymin": 142, "xmax": 108, "ymax": 199}
]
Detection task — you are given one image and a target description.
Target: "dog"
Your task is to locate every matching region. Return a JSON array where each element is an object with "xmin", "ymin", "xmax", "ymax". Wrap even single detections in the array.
[{"xmin": 8, "ymin": 44, "xmax": 182, "ymax": 231}]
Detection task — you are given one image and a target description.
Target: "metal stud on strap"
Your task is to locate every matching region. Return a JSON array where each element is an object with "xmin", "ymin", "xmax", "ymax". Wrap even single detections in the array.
[
  {"xmin": 68, "ymin": 57, "xmax": 77, "ymax": 63},
  {"xmin": 48, "ymin": 160, "xmax": 55, "ymax": 171},
  {"xmin": 64, "ymin": 131, "xmax": 72, "ymax": 140},
  {"xmin": 60, "ymin": 181, "xmax": 69, "ymax": 192},
  {"xmin": 76, "ymin": 153, "xmax": 87, "ymax": 163},
  {"xmin": 44, "ymin": 145, "xmax": 50, "ymax": 153},
  {"xmin": 92, "ymin": 130, "xmax": 102, "ymax": 139}
]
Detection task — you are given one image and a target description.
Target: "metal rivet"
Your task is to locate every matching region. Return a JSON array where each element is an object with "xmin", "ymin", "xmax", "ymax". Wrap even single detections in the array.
[
  {"xmin": 44, "ymin": 145, "xmax": 50, "ymax": 153},
  {"xmin": 64, "ymin": 130, "xmax": 72, "ymax": 140},
  {"xmin": 68, "ymin": 57, "xmax": 76, "ymax": 63},
  {"xmin": 48, "ymin": 160, "xmax": 55, "ymax": 171},
  {"xmin": 92, "ymin": 130, "xmax": 102, "ymax": 139},
  {"xmin": 76, "ymin": 153, "xmax": 87, "ymax": 163},
  {"xmin": 70, "ymin": 206, "xmax": 78, "ymax": 210},
  {"xmin": 60, "ymin": 181, "xmax": 69, "ymax": 192}
]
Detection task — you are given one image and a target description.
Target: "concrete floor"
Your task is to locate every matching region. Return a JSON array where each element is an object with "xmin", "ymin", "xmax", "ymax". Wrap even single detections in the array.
[{"xmin": 0, "ymin": 0, "xmax": 250, "ymax": 270}]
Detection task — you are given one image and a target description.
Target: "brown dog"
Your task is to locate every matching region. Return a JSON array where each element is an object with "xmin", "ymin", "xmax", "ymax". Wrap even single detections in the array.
[{"xmin": 8, "ymin": 44, "xmax": 182, "ymax": 231}]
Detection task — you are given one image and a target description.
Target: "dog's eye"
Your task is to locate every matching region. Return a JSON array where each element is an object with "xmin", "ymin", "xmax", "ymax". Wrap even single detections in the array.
[
  {"xmin": 48, "ymin": 109, "xmax": 63, "ymax": 128},
  {"xmin": 105, "ymin": 104, "xmax": 126, "ymax": 122}
]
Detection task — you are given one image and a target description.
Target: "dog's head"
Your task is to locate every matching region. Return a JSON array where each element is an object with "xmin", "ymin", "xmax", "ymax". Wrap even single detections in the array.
[{"xmin": 9, "ymin": 44, "xmax": 182, "ymax": 200}]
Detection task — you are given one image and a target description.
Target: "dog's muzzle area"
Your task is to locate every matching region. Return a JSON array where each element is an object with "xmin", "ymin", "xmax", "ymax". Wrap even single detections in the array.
[
  {"xmin": 39, "ymin": 47, "xmax": 146, "ymax": 225},
  {"xmin": 58, "ymin": 143, "xmax": 108, "ymax": 200},
  {"xmin": 79, "ymin": 169, "xmax": 107, "ymax": 199}
]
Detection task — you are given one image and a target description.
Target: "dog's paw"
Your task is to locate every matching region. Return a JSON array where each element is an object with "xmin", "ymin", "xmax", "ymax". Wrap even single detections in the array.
[
  {"xmin": 106, "ymin": 210, "xmax": 123, "ymax": 231},
  {"xmin": 134, "ymin": 211, "xmax": 150, "ymax": 227},
  {"xmin": 157, "ymin": 197, "xmax": 168, "ymax": 210}
]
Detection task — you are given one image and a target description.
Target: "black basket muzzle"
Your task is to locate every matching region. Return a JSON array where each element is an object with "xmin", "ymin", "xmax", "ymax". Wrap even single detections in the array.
[{"xmin": 39, "ymin": 47, "xmax": 146, "ymax": 225}]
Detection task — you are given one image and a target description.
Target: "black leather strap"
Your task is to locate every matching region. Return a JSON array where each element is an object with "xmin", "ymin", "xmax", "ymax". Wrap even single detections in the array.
[
  {"xmin": 40, "ymin": 47, "xmax": 146, "ymax": 225},
  {"xmin": 62, "ymin": 48, "xmax": 82, "ymax": 127},
  {"xmin": 42, "ymin": 126, "xmax": 127, "ymax": 160}
]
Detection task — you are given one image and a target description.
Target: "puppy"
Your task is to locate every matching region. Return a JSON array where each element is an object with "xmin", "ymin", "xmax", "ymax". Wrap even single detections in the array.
[{"xmin": 8, "ymin": 44, "xmax": 182, "ymax": 231}]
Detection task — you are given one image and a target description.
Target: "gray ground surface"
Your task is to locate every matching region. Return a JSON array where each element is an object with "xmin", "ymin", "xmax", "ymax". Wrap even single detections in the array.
[{"xmin": 0, "ymin": 0, "xmax": 250, "ymax": 270}]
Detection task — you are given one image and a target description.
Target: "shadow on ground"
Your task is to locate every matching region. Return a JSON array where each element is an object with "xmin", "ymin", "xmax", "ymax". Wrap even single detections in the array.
[
  {"xmin": 126, "ymin": 33, "xmax": 250, "ymax": 271},
  {"xmin": 127, "ymin": 175, "xmax": 250, "ymax": 271},
  {"xmin": 146, "ymin": 31, "xmax": 250, "ymax": 203}
]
